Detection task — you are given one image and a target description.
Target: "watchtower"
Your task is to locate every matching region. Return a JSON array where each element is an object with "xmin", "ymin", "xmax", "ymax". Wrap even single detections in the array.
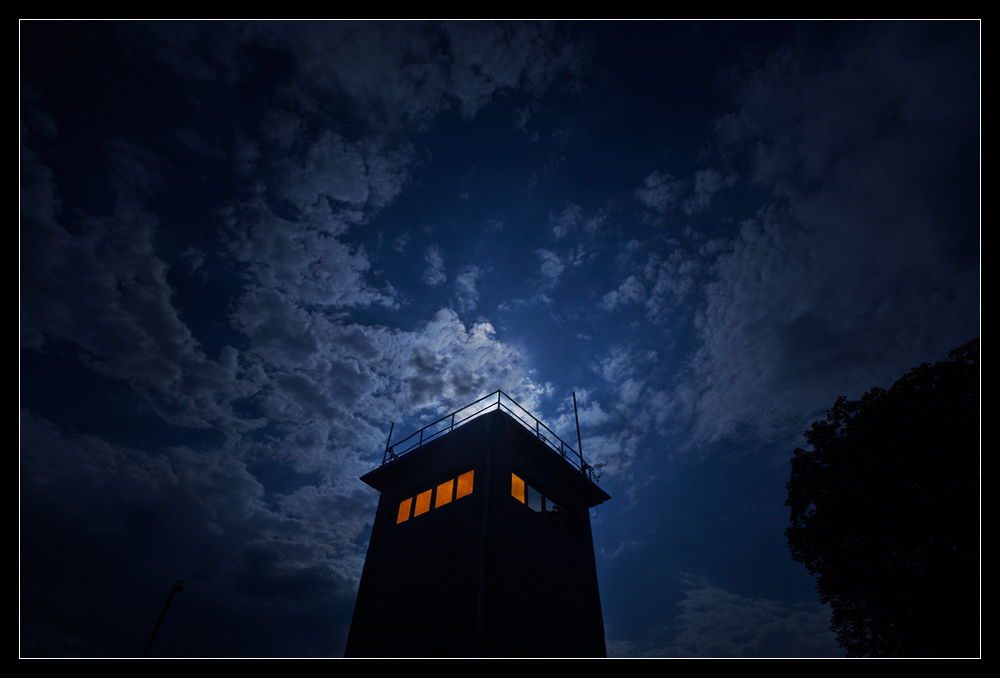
[{"xmin": 345, "ymin": 391, "xmax": 610, "ymax": 657}]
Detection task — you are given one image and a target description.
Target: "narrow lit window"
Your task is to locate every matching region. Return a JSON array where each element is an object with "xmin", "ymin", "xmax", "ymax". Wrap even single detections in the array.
[
  {"xmin": 435, "ymin": 479, "xmax": 454, "ymax": 508},
  {"xmin": 456, "ymin": 470, "xmax": 474, "ymax": 499},
  {"xmin": 414, "ymin": 489, "xmax": 433, "ymax": 517},
  {"xmin": 397, "ymin": 497, "xmax": 413, "ymax": 524},
  {"xmin": 397, "ymin": 470, "xmax": 475, "ymax": 526},
  {"xmin": 511, "ymin": 473, "xmax": 525, "ymax": 503}
]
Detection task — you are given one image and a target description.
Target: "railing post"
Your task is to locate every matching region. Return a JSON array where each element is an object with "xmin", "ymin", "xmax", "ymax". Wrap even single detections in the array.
[{"xmin": 451, "ymin": 413, "xmax": 455, "ymax": 432}]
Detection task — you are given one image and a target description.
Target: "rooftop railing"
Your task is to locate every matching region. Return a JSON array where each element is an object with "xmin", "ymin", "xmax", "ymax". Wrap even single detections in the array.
[{"xmin": 383, "ymin": 390, "xmax": 599, "ymax": 482}]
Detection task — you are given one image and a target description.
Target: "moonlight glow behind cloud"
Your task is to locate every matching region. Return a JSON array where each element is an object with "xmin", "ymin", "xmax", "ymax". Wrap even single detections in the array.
[{"xmin": 20, "ymin": 21, "xmax": 978, "ymax": 657}]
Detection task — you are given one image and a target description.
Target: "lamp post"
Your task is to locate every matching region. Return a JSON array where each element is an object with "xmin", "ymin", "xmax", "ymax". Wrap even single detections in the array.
[{"xmin": 142, "ymin": 580, "xmax": 184, "ymax": 657}]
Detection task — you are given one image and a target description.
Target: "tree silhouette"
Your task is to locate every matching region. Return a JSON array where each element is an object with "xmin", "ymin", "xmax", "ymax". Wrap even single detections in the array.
[{"xmin": 785, "ymin": 340, "xmax": 979, "ymax": 657}]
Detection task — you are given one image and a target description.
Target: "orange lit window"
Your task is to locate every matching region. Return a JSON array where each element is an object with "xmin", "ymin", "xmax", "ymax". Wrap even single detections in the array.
[
  {"xmin": 397, "ymin": 497, "xmax": 413, "ymax": 524},
  {"xmin": 435, "ymin": 479, "xmax": 454, "ymax": 508},
  {"xmin": 456, "ymin": 470, "xmax": 474, "ymax": 499},
  {"xmin": 396, "ymin": 470, "xmax": 475, "ymax": 526},
  {"xmin": 512, "ymin": 472, "xmax": 556, "ymax": 515},
  {"xmin": 414, "ymin": 489, "xmax": 433, "ymax": 517},
  {"xmin": 511, "ymin": 473, "xmax": 525, "ymax": 503}
]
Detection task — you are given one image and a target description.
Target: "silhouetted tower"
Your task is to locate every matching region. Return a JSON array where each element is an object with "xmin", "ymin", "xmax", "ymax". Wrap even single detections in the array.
[{"xmin": 345, "ymin": 391, "xmax": 610, "ymax": 657}]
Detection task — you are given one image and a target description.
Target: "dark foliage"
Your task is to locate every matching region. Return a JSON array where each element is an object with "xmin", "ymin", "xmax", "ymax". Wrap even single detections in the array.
[{"xmin": 785, "ymin": 340, "xmax": 980, "ymax": 657}]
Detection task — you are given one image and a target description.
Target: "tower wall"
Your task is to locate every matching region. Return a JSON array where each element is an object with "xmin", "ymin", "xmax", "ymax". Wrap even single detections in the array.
[{"xmin": 345, "ymin": 409, "xmax": 609, "ymax": 657}]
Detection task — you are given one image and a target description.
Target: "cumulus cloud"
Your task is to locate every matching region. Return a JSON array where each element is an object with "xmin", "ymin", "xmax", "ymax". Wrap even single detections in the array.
[
  {"xmin": 21, "ymin": 146, "xmax": 263, "ymax": 432},
  {"xmin": 20, "ymin": 21, "xmax": 584, "ymax": 658},
  {"xmin": 422, "ymin": 244, "xmax": 447, "ymax": 286},
  {"xmin": 454, "ymin": 264, "xmax": 481, "ymax": 312},
  {"xmin": 392, "ymin": 232, "xmax": 410, "ymax": 253},
  {"xmin": 227, "ymin": 290, "xmax": 413, "ymax": 472},
  {"xmin": 682, "ymin": 168, "xmax": 736, "ymax": 215},
  {"xmin": 651, "ymin": 574, "xmax": 838, "ymax": 657},
  {"xmin": 23, "ymin": 21, "xmax": 975, "ymax": 659},
  {"xmin": 536, "ymin": 248, "xmax": 565, "ymax": 282},
  {"xmin": 583, "ymin": 212, "xmax": 607, "ymax": 236},
  {"xmin": 637, "ymin": 171, "xmax": 686, "ymax": 216},
  {"xmin": 21, "ymin": 410, "xmax": 369, "ymax": 656},
  {"xmin": 601, "ymin": 275, "xmax": 646, "ymax": 311},
  {"xmin": 228, "ymin": 279, "xmax": 538, "ymax": 472},
  {"xmin": 406, "ymin": 309, "xmax": 537, "ymax": 411},
  {"xmin": 443, "ymin": 22, "xmax": 587, "ymax": 120},
  {"xmin": 282, "ymin": 132, "xmax": 412, "ymax": 213},
  {"xmin": 226, "ymin": 22, "xmax": 589, "ymax": 131},
  {"xmin": 551, "ymin": 203, "xmax": 582, "ymax": 240},
  {"xmin": 637, "ymin": 167, "xmax": 735, "ymax": 221},
  {"xmin": 600, "ymin": 243, "xmax": 700, "ymax": 320},
  {"xmin": 223, "ymin": 200, "xmax": 398, "ymax": 309},
  {"xmin": 676, "ymin": 26, "xmax": 979, "ymax": 446},
  {"xmin": 643, "ymin": 250, "xmax": 700, "ymax": 322}
]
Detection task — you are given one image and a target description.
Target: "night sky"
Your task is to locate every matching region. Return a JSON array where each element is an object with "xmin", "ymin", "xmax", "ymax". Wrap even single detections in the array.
[{"xmin": 20, "ymin": 21, "xmax": 979, "ymax": 657}]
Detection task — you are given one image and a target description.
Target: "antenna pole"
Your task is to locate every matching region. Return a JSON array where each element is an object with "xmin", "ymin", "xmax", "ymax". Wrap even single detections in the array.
[
  {"xmin": 384, "ymin": 422, "xmax": 394, "ymax": 461},
  {"xmin": 573, "ymin": 392, "xmax": 583, "ymax": 461}
]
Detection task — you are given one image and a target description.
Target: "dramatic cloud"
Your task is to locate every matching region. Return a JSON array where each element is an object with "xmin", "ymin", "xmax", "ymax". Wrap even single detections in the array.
[
  {"xmin": 21, "ymin": 22, "xmax": 977, "ymax": 658},
  {"xmin": 407, "ymin": 309, "xmax": 537, "ymax": 410}
]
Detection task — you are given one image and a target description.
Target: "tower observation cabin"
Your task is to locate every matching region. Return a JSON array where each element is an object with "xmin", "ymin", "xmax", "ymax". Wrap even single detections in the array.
[{"xmin": 345, "ymin": 390, "xmax": 610, "ymax": 657}]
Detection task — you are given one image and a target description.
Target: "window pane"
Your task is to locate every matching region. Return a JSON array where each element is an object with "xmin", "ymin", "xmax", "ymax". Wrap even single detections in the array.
[
  {"xmin": 435, "ymin": 479, "xmax": 454, "ymax": 508},
  {"xmin": 527, "ymin": 485, "xmax": 542, "ymax": 512},
  {"xmin": 414, "ymin": 489, "xmax": 433, "ymax": 517},
  {"xmin": 397, "ymin": 497, "xmax": 413, "ymax": 524},
  {"xmin": 456, "ymin": 470, "xmax": 474, "ymax": 499},
  {"xmin": 511, "ymin": 473, "xmax": 525, "ymax": 503}
]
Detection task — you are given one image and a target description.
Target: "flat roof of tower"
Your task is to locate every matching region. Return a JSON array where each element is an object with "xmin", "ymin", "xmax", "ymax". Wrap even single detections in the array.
[{"xmin": 378, "ymin": 390, "xmax": 604, "ymax": 484}]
